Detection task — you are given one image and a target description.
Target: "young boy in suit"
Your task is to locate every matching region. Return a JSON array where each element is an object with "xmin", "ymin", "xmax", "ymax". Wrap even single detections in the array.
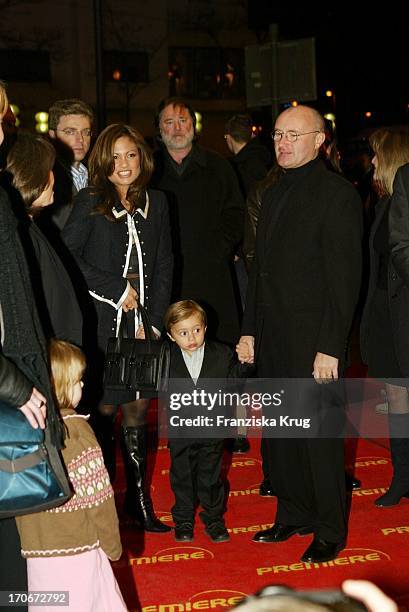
[{"xmin": 165, "ymin": 300, "xmax": 237, "ymax": 544}]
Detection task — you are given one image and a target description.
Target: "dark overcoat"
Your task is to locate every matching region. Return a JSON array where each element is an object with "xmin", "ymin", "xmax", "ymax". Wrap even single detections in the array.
[
  {"xmin": 152, "ymin": 144, "xmax": 244, "ymax": 344},
  {"xmin": 242, "ymin": 159, "xmax": 363, "ymax": 377},
  {"xmin": 232, "ymin": 137, "xmax": 271, "ymax": 198},
  {"xmin": 360, "ymin": 197, "xmax": 390, "ymax": 368},
  {"xmin": 388, "ymin": 163, "xmax": 409, "ymax": 376}
]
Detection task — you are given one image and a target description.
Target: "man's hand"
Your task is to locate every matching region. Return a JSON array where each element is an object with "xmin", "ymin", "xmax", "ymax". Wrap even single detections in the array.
[
  {"xmin": 312, "ymin": 352, "xmax": 338, "ymax": 383},
  {"xmin": 236, "ymin": 336, "xmax": 255, "ymax": 364},
  {"xmin": 18, "ymin": 387, "xmax": 47, "ymax": 429},
  {"xmin": 122, "ymin": 285, "xmax": 138, "ymax": 312}
]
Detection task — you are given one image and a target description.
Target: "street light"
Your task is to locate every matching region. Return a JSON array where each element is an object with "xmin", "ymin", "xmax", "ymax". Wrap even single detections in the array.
[
  {"xmin": 35, "ymin": 111, "xmax": 49, "ymax": 133},
  {"xmin": 325, "ymin": 89, "xmax": 336, "ymax": 113}
]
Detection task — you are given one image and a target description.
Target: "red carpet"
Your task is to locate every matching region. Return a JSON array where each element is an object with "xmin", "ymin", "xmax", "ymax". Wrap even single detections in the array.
[{"xmin": 112, "ymin": 414, "xmax": 409, "ymax": 611}]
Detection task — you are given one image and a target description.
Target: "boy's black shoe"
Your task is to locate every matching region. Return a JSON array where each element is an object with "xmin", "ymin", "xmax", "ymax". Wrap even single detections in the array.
[
  {"xmin": 205, "ymin": 522, "xmax": 230, "ymax": 543},
  {"xmin": 259, "ymin": 479, "xmax": 275, "ymax": 497},
  {"xmin": 232, "ymin": 437, "xmax": 250, "ymax": 453},
  {"xmin": 175, "ymin": 522, "xmax": 194, "ymax": 542}
]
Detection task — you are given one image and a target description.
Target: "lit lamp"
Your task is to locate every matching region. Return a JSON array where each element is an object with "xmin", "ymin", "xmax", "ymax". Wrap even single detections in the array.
[
  {"xmin": 291, "ymin": 100, "xmax": 298, "ymax": 107},
  {"xmin": 324, "ymin": 113, "xmax": 336, "ymax": 129},
  {"xmin": 325, "ymin": 89, "xmax": 336, "ymax": 112},
  {"xmin": 35, "ymin": 111, "xmax": 49, "ymax": 133},
  {"xmin": 195, "ymin": 112, "xmax": 202, "ymax": 134},
  {"xmin": 365, "ymin": 111, "xmax": 372, "ymax": 119}
]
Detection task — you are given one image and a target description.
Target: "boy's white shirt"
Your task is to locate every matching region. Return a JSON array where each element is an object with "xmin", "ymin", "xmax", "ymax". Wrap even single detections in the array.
[{"xmin": 181, "ymin": 343, "xmax": 205, "ymax": 385}]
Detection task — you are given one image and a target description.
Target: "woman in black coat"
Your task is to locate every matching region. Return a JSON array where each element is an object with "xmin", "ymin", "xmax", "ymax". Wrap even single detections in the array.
[
  {"xmin": 4, "ymin": 133, "xmax": 82, "ymax": 346},
  {"xmin": 361, "ymin": 127, "xmax": 409, "ymax": 507},
  {"xmin": 62, "ymin": 124, "xmax": 173, "ymax": 532},
  {"xmin": 0, "ymin": 87, "xmax": 62, "ymax": 609}
]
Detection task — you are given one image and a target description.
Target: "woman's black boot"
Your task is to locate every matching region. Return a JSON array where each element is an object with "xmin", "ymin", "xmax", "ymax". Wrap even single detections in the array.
[
  {"xmin": 122, "ymin": 425, "xmax": 171, "ymax": 533},
  {"xmin": 375, "ymin": 415, "xmax": 409, "ymax": 507}
]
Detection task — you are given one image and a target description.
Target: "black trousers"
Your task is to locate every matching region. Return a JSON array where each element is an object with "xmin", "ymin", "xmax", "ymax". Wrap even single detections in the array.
[
  {"xmin": 169, "ymin": 440, "xmax": 225, "ymax": 526},
  {"xmin": 0, "ymin": 518, "xmax": 27, "ymax": 612},
  {"xmin": 268, "ymin": 436, "xmax": 346, "ymax": 543}
]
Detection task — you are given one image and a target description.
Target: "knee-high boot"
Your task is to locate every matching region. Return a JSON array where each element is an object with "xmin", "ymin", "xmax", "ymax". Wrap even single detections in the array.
[
  {"xmin": 375, "ymin": 414, "xmax": 409, "ymax": 507},
  {"xmin": 122, "ymin": 425, "xmax": 171, "ymax": 533},
  {"xmin": 92, "ymin": 411, "xmax": 117, "ymax": 482}
]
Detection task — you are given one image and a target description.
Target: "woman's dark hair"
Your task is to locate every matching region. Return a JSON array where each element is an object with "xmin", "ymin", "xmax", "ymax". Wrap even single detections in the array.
[
  {"xmin": 89, "ymin": 123, "xmax": 154, "ymax": 220},
  {"xmin": 6, "ymin": 132, "xmax": 55, "ymax": 214}
]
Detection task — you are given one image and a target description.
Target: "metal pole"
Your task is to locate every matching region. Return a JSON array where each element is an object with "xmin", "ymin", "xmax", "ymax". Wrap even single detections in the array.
[
  {"xmin": 270, "ymin": 23, "xmax": 279, "ymax": 124},
  {"xmin": 93, "ymin": 0, "xmax": 106, "ymax": 131}
]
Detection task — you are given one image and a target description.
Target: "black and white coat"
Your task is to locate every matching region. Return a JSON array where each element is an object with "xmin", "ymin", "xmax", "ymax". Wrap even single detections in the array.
[{"xmin": 62, "ymin": 187, "xmax": 173, "ymax": 353}]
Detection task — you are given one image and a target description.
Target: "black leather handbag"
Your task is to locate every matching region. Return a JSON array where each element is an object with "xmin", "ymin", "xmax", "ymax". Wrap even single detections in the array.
[
  {"xmin": 104, "ymin": 305, "xmax": 170, "ymax": 394},
  {"xmin": 0, "ymin": 401, "xmax": 73, "ymax": 518}
]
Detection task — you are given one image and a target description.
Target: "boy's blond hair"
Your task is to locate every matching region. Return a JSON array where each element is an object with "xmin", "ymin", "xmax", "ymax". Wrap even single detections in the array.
[
  {"xmin": 49, "ymin": 339, "xmax": 86, "ymax": 410},
  {"xmin": 164, "ymin": 300, "xmax": 207, "ymax": 334}
]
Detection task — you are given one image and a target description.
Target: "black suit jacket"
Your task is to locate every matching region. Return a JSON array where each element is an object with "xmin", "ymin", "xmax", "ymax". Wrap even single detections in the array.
[
  {"xmin": 242, "ymin": 159, "xmax": 363, "ymax": 377},
  {"xmin": 170, "ymin": 340, "xmax": 235, "ymax": 380},
  {"xmin": 168, "ymin": 340, "xmax": 246, "ymax": 445}
]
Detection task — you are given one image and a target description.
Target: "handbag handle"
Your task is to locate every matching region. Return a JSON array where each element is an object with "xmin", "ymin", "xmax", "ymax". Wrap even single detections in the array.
[{"xmin": 118, "ymin": 304, "xmax": 157, "ymax": 345}]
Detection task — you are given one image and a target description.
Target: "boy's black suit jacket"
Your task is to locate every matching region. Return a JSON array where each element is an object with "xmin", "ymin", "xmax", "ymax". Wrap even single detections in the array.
[
  {"xmin": 169, "ymin": 339, "xmax": 236, "ymax": 380},
  {"xmin": 168, "ymin": 340, "xmax": 250, "ymax": 446}
]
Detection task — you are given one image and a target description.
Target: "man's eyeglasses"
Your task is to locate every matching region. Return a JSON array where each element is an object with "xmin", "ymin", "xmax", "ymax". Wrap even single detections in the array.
[
  {"xmin": 56, "ymin": 128, "xmax": 92, "ymax": 138},
  {"xmin": 271, "ymin": 129, "xmax": 321, "ymax": 143}
]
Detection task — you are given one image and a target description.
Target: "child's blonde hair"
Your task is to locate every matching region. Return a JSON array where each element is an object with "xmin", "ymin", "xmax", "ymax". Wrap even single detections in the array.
[
  {"xmin": 0, "ymin": 80, "xmax": 8, "ymax": 118},
  {"xmin": 164, "ymin": 300, "xmax": 207, "ymax": 333},
  {"xmin": 49, "ymin": 339, "xmax": 86, "ymax": 410}
]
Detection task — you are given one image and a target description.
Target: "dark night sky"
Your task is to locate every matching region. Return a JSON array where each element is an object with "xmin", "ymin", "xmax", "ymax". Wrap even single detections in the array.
[{"xmin": 249, "ymin": 4, "xmax": 409, "ymax": 135}]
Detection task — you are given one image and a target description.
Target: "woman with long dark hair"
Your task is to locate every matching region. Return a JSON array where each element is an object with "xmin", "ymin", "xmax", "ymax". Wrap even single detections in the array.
[
  {"xmin": 361, "ymin": 127, "xmax": 409, "ymax": 507},
  {"xmin": 62, "ymin": 124, "xmax": 173, "ymax": 532}
]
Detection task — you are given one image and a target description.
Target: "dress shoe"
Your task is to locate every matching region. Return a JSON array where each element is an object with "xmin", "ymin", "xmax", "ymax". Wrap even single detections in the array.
[
  {"xmin": 204, "ymin": 522, "xmax": 230, "ymax": 543},
  {"xmin": 345, "ymin": 472, "xmax": 361, "ymax": 490},
  {"xmin": 175, "ymin": 522, "xmax": 194, "ymax": 542},
  {"xmin": 259, "ymin": 479, "xmax": 275, "ymax": 497},
  {"xmin": 252, "ymin": 523, "xmax": 312, "ymax": 543},
  {"xmin": 232, "ymin": 437, "xmax": 250, "ymax": 453},
  {"xmin": 301, "ymin": 537, "xmax": 344, "ymax": 563},
  {"xmin": 375, "ymin": 483, "xmax": 409, "ymax": 507}
]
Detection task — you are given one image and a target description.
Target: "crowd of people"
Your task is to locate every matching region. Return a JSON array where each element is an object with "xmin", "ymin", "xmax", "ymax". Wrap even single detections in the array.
[{"xmin": 0, "ymin": 76, "xmax": 409, "ymax": 611}]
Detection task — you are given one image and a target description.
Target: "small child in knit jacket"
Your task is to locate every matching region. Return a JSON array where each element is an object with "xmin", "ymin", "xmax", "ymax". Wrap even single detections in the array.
[{"xmin": 17, "ymin": 340, "xmax": 127, "ymax": 612}]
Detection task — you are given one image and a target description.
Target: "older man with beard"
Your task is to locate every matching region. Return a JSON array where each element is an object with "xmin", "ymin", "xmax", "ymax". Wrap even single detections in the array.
[{"xmin": 152, "ymin": 97, "xmax": 244, "ymax": 345}]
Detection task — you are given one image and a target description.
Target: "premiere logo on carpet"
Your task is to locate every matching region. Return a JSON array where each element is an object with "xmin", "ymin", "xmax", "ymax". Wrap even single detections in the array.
[
  {"xmin": 257, "ymin": 548, "xmax": 390, "ymax": 575},
  {"xmin": 131, "ymin": 547, "xmax": 214, "ymax": 566},
  {"xmin": 229, "ymin": 483, "xmax": 260, "ymax": 497},
  {"xmin": 142, "ymin": 589, "xmax": 248, "ymax": 612},
  {"xmin": 227, "ymin": 523, "xmax": 274, "ymax": 535},
  {"xmin": 352, "ymin": 487, "xmax": 387, "ymax": 497},
  {"xmin": 382, "ymin": 526, "xmax": 409, "ymax": 536},
  {"xmin": 354, "ymin": 456, "xmax": 390, "ymax": 467}
]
